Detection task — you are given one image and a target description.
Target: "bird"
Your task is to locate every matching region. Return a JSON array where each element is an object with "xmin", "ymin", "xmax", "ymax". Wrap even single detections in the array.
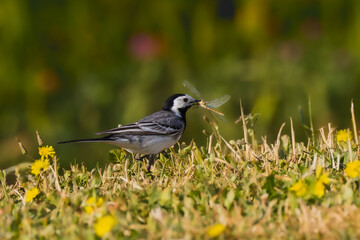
[{"xmin": 59, "ymin": 94, "xmax": 200, "ymax": 172}]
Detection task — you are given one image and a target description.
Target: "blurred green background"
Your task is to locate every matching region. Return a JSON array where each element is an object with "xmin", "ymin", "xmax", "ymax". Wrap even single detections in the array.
[{"xmin": 2, "ymin": 0, "xmax": 360, "ymax": 168}]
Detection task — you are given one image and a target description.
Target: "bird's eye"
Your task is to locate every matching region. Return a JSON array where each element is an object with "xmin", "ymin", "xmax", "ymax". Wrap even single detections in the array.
[{"xmin": 183, "ymin": 98, "xmax": 188, "ymax": 102}]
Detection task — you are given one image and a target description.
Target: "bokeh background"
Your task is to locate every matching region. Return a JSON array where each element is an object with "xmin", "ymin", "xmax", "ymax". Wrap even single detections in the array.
[{"xmin": 1, "ymin": 0, "xmax": 360, "ymax": 168}]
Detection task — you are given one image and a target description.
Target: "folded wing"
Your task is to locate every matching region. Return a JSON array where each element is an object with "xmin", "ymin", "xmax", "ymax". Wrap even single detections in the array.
[
  {"xmin": 96, "ymin": 122, "xmax": 179, "ymax": 136},
  {"xmin": 96, "ymin": 110, "xmax": 185, "ymax": 136}
]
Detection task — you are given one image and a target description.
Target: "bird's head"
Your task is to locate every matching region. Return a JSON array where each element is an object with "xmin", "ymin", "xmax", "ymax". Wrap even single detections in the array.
[{"xmin": 163, "ymin": 94, "xmax": 200, "ymax": 118}]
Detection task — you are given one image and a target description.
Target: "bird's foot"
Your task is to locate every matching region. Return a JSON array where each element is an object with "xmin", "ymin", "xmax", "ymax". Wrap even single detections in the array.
[
  {"xmin": 136, "ymin": 154, "xmax": 157, "ymax": 176},
  {"xmin": 160, "ymin": 150, "xmax": 170, "ymax": 159},
  {"xmin": 136, "ymin": 155, "xmax": 149, "ymax": 162},
  {"xmin": 145, "ymin": 171, "xmax": 154, "ymax": 180},
  {"xmin": 147, "ymin": 155, "xmax": 156, "ymax": 173}
]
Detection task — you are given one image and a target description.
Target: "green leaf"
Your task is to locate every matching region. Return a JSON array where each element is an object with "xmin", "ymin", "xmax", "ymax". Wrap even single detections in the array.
[{"xmin": 108, "ymin": 149, "xmax": 126, "ymax": 163}]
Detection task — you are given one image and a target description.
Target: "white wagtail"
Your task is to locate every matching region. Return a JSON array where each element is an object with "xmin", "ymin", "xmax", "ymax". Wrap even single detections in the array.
[{"xmin": 59, "ymin": 94, "xmax": 200, "ymax": 172}]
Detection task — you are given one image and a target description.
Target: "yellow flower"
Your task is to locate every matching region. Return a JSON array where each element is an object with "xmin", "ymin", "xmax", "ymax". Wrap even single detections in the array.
[
  {"xmin": 289, "ymin": 180, "xmax": 308, "ymax": 197},
  {"xmin": 87, "ymin": 196, "xmax": 96, "ymax": 205},
  {"xmin": 96, "ymin": 197, "xmax": 104, "ymax": 207},
  {"xmin": 313, "ymin": 181, "xmax": 325, "ymax": 198},
  {"xmin": 25, "ymin": 188, "xmax": 40, "ymax": 202},
  {"xmin": 31, "ymin": 159, "xmax": 50, "ymax": 176},
  {"xmin": 345, "ymin": 160, "xmax": 360, "ymax": 178},
  {"xmin": 85, "ymin": 196, "xmax": 104, "ymax": 214},
  {"xmin": 94, "ymin": 215, "xmax": 117, "ymax": 237},
  {"xmin": 85, "ymin": 206, "xmax": 95, "ymax": 214},
  {"xmin": 315, "ymin": 166, "xmax": 323, "ymax": 178},
  {"xmin": 31, "ymin": 160, "xmax": 43, "ymax": 176},
  {"xmin": 318, "ymin": 173, "xmax": 330, "ymax": 185},
  {"xmin": 311, "ymin": 171, "xmax": 330, "ymax": 198},
  {"xmin": 336, "ymin": 129, "xmax": 352, "ymax": 143},
  {"xmin": 44, "ymin": 159, "xmax": 50, "ymax": 169},
  {"xmin": 38, "ymin": 145, "xmax": 55, "ymax": 160},
  {"xmin": 207, "ymin": 223, "xmax": 226, "ymax": 238}
]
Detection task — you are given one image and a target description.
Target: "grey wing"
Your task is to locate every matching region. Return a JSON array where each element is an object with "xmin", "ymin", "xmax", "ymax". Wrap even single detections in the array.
[
  {"xmin": 140, "ymin": 111, "xmax": 185, "ymax": 136},
  {"xmin": 95, "ymin": 122, "xmax": 158, "ymax": 135},
  {"xmin": 96, "ymin": 110, "xmax": 184, "ymax": 136}
]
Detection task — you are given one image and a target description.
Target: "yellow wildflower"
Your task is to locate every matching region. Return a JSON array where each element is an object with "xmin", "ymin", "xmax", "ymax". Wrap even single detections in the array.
[
  {"xmin": 38, "ymin": 145, "xmax": 55, "ymax": 160},
  {"xmin": 207, "ymin": 223, "xmax": 226, "ymax": 238},
  {"xmin": 315, "ymin": 166, "xmax": 323, "ymax": 178},
  {"xmin": 31, "ymin": 160, "xmax": 43, "ymax": 176},
  {"xmin": 94, "ymin": 215, "xmax": 117, "ymax": 237},
  {"xmin": 318, "ymin": 173, "xmax": 330, "ymax": 185},
  {"xmin": 85, "ymin": 196, "xmax": 104, "ymax": 214},
  {"xmin": 312, "ymin": 171, "xmax": 330, "ymax": 198},
  {"xmin": 44, "ymin": 159, "xmax": 50, "ymax": 169},
  {"xmin": 30, "ymin": 159, "xmax": 50, "ymax": 176},
  {"xmin": 96, "ymin": 197, "xmax": 104, "ymax": 207},
  {"xmin": 85, "ymin": 206, "xmax": 95, "ymax": 214},
  {"xmin": 87, "ymin": 196, "xmax": 96, "ymax": 205},
  {"xmin": 289, "ymin": 180, "xmax": 308, "ymax": 197},
  {"xmin": 336, "ymin": 129, "xmax": 352, "ymax": 143},
  {"xmin": 345, "ymin": 160, "xmax": 360, "ymax": 178},
  {"xmin": 313, "ymin": 181, "xmax": 325, "ymax": 198},
  {"xmin": 25, "ymin": 188, "xmax": 40, "ymax": 202}
]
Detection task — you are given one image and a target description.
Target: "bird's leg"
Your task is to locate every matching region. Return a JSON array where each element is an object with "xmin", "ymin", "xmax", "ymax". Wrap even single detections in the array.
[
  {"xmin": 147, "ymin": 155, "xmax": 156, "ymax": 173},
  {"xmin": 137, "ymin": 155, "xmax": 149, "ymax": 162},
  {"xmin": 160, "ymin": 150, "xmax": 169, "ymax": 159}
]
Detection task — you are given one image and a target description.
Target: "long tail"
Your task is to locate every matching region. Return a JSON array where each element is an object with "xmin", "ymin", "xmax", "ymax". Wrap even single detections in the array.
[{"xmin": 58, "ymin": 137, "xmax": 113, "ymax": 144}]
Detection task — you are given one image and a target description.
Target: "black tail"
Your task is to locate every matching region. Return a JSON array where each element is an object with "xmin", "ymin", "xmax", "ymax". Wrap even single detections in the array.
[{"xmin": 58, "ymin": 138, "xmax": 112, "ymax": 144}]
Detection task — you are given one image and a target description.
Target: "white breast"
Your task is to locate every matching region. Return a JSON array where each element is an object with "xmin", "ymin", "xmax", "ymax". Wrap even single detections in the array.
[{"xmin": 111, "ymin": 133, "xmax": 182, "ymax": 155}]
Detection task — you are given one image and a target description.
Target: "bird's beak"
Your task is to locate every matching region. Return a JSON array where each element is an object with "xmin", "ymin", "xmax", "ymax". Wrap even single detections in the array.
[{"xmin": 192, "ymin": 99, "xmax": 201, "ymax": 106}]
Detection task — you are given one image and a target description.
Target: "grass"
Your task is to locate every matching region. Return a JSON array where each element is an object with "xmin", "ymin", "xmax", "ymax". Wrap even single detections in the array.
[{"xmin": 1, "ymin": 107, "xmax": 360, "ymax": 239}]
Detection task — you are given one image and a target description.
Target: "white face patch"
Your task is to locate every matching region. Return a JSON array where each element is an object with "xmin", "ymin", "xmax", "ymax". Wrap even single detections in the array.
[{"xmin": 170, "ymin": 95, "xmax": 195, "ymax": 117}]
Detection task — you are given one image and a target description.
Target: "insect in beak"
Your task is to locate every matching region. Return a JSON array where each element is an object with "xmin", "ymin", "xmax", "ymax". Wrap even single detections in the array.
[{"xmin": 198, "ymin": 100, "xmax": 225, "ymax": 116}]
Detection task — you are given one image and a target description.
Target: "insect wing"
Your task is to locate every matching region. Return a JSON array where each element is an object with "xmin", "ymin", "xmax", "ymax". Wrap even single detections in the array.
[
  {"xmin": 205, "ymin": 95, "xmax": 231, "ymax": 108},
  {"xmin": 183, "ymin": 80, "xmax": 229, "ymax": 121},
  {"xmin": 183, "ymin": 81, "xmax": 201, "ymax": 98}
]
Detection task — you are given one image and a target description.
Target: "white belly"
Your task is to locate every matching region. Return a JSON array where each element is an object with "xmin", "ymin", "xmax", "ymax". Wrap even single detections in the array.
[{"xmin": 112, "ymin": 134, "xmax": 181, "ymax": 155}]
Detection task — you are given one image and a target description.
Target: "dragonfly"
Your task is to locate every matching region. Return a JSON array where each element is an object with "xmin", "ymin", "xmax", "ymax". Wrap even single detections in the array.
[{"xmin": 183, "ymin": 81, "xmax": 230, "ymax": 118}]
